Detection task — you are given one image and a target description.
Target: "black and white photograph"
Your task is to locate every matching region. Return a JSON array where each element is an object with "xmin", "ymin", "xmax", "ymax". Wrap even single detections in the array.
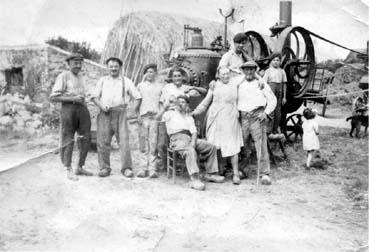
[{"xmin": 0, "ymin": 0, "xmax": 368, "ymax": 251}]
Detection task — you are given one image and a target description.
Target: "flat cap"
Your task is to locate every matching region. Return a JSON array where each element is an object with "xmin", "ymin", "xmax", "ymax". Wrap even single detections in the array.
[
  {"xmin": 65, "ymin": 53, "xmax": 84, "ymax": 62},
  {"xmin": 143, "ymin": 63, "xmax": 158, "ymax": 74},
  {"xmin": 105, "ymin": 57, "xmax": 123, "ymax": 66},
  {"xmin": 233, "ymin": 33, "xmax": 248, "ymax": 43},
  {"xmin": 240, "ymin": 60, "xmax": 258, "ymax": 69}
]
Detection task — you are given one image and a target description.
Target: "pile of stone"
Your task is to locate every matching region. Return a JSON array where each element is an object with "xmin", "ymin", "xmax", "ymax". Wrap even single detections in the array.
[{"xmin": 0, "ymin": 93, "xmax": 47, "ymax": 134}]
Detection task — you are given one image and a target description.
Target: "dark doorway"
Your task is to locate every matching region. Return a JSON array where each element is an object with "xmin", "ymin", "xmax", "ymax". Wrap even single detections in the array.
[{"xmin": 5, "ymin": 67, "xmax": 23, "ymax": 93}]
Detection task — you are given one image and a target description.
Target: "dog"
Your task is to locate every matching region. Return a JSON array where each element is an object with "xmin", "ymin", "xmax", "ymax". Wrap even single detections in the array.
[{"xmin": 346, "ymin": 115, "xmax": 368, "ymax": 137}]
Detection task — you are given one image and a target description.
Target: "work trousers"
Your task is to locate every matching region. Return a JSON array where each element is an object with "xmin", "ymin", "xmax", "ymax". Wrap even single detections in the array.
[
  {"xmin": 269, "ymin": 82, "xmax": 282, "ymax": 132},
  {"xmin": 169, "ymin": 133, "xmax": 218, "ymax": 175},
  {"xmin": 240, "ymin": 110, "xmax": 270, "ymax": 175},
  {"xmin": 96, "ymin": 107, "xmax": 132, "ymax": 172},
  {"xmin": 59, "ymin": 103, "xmax": 91, "ymax": 168},
  {"xmin": 138, "ymin": 114, "xmax": 158, "ymax": 171},
  {"xmin": 157, "ymin": 122, "xmax": 168, "ymax": 169}
]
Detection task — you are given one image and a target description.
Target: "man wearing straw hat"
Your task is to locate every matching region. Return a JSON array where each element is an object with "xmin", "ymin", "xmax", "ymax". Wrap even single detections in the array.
[
  {"xmin": 238, "ymin": 61, "xmax": 276, "ymax": 185},
  {"xmin": 50, "ymin": 53, "xmax": 93, "ymax": 181},
  {"xmin": 136, "ymin": 63, "xmax": 165, "ymax": 178},
  {"xmin": 92, "ymin": 57, "xmax": 142, "ymax": 178}
]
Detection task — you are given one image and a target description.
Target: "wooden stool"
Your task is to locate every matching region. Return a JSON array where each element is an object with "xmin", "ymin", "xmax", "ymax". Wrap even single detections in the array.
[
  {"xmin": 167, "ymin": 147, "xmax": 186, "ymax": 183},
  {"xmin": 267, "ymin": 134, "xmax": 288, "ymax": 165}
]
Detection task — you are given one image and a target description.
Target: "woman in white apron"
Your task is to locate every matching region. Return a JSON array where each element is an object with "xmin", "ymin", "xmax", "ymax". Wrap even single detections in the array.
[{"xmin": 192, "ymin": 67, "xmax": 243, "ymax": 184}]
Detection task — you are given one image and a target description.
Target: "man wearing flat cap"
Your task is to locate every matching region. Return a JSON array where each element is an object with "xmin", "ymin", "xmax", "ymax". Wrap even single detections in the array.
[
  {"xmin": 50, "ymin": 53, "xmax": 93, "ymax": 181},
  {"xmin": 218, "ymin": 33, "xmax": 253, "ymax": 76},
  {"xmin": 92, "ymin": 57, "xmax": 142, "ymax": 178},
  {"xmin": 238, "ymin": 61, "xmax": 276, "ymax": 185},
  {"xmin": 136, "ymin": 63, "xmax": 165, "ymax": 178}
]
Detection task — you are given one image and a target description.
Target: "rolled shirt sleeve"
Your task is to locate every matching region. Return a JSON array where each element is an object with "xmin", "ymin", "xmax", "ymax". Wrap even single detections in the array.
[
  {"xmin": 92, "ymin": 77, "xmax": 104, "ymax": 100},
  {"xmin": 125, "ymin": 77, "xmax": 142, "ymax": 100},
  {"xmin": 188, "ymin": 116, "xmax": 197, "ymax": 135},
  {"xmin": 218, "ymin": 51, "xmax": 231, "ymax": 68},
  {"xmin": 282, "ymin": 69, "xmax": 287, "ymax": 83},
  {"xmin": 262, "ymin": 82, "xmax": 277, "ymax": 115},
  {"xmin": 262, "ymin": 69, "xmax": 270, "ymax": 83},
  {"xmin": 50, "ymin": 73, "xmax": 65, "ymax": 97}
]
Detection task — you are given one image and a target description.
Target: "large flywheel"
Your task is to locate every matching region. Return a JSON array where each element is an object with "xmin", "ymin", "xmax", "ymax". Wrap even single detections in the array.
[
  {"xmin": 275, "ymin": 26, "xmax": 315, "ymax": 98},
  {"xmin": 244, "ymin": 31, "xmax": 272, "ymax": 70}
]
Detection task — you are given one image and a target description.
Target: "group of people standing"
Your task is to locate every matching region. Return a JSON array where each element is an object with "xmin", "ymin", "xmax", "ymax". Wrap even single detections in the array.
[{"xmin": 50, "ymin": 33, "xmax": 291, "ymax": 190}]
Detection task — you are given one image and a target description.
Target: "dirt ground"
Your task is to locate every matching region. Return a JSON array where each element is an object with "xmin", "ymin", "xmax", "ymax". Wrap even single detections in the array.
[{"xmin": 0, "ymin": 122, "xmax": 368, "ymax": 252}]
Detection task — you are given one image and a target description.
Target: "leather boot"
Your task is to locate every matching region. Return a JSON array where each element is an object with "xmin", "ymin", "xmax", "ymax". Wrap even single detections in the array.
[{"xmin": 75, "ymin": 166, "xmax": 93, "ymax": 176}]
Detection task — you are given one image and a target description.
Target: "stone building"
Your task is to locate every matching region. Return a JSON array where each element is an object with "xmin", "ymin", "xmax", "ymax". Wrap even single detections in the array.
[
  {"xmin": 0, "ymin": 44, "xmax": 108, "ymax": 102},
  {"xmin": 0, "ymin": 44, "xmax": 141, "ymax": 148}
]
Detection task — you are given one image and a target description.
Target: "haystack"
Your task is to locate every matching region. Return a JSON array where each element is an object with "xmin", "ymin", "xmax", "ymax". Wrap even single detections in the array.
[{"xmin": 102, "ymin": 12, "xmax": 226, "ymax": 84}]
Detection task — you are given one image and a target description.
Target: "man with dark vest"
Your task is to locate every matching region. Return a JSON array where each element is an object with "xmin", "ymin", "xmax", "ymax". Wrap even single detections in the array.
[{"xmin": 50, "ymin": 53, "xmax": 93, "ymax": 181}]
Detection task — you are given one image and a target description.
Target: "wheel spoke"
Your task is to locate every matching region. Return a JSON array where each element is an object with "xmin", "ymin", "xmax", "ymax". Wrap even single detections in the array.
[{"xmin": 290, "ymin": 117, "xmax": 296, "ymax": 125}]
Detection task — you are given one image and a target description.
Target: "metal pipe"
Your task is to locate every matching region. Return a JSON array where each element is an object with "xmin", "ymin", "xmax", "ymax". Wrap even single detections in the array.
[
  {"xmin": 280, "ymin": 1, "xmax": 292, "ymax": 48},
  {"xmin": 219, "ymin": 8, "xmax": 234, "ymax": 50},
  {"xmin": 279, "ymin": 1, "xmax": 292, "ymax": 27}
]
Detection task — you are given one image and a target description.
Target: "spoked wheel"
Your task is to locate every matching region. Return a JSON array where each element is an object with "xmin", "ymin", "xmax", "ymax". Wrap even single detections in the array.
[
  {"xmin": 275, "ymin": 26, "xmax": 316, "ymax": 98},
  {"xmin": 284, "ymin": 113, "xmax": 303, "ymax": 142},
  {"xmin": 244, "ymin": 31, "xmax": 272, "ymax": 70}
]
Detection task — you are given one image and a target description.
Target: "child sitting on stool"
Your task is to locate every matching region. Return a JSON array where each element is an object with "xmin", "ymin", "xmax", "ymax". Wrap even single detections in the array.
[{"xmin": 302, "ymin": 108, "xmax": 320, "ymax": 168}]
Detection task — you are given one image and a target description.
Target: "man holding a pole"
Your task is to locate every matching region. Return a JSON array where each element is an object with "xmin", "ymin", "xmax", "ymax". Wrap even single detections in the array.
[{"xmin": 238, "ymin": 61, "xmax": 276, "ymax": 185}]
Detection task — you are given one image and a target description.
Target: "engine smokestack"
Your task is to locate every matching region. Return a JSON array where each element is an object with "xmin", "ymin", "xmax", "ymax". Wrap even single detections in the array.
[{"xmin": 279, "ymin": 1, "xmax": 292, "ymax": 27}]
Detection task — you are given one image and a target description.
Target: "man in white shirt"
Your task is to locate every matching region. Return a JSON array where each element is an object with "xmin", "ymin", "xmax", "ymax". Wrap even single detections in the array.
[
  {"xmin": 238, "ymin": 61, "xmax": 277, "ymax": 185},
  {"xmin": 157, "ymin": 67, "xmax": 206, "ymax": 172},
  {"xmin": 136, "ymin": 64, "xmax": 165, "ymax": 178},
  {"xmin": 218, "ymin": 33, "xmax": 253, "ymax": 76},
  {"xmin": 157, "ymin": 95, "xmax": 224, "ymax": 190},
  {"xmin": 92, "ymin": 57, "xmax": 142, "ymax": 178}
]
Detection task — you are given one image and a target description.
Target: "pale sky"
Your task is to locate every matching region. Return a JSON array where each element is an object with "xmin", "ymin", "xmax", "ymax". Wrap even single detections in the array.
[{"xmin": 0, "ymin": 0, "xmax": 368, "ymax": 60}]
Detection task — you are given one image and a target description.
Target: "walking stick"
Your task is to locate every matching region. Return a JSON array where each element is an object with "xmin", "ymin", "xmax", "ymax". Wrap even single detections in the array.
[
  {"xmin": 256, "ymin": 120, "xmax": 264, "ymax": 189},
  {"xmin": 146, "ymin": 126, "xmax": 150, "ymax": 172},
  {"xmin": 256, "ymin": 146, "xmax": 260, "ymax": 188}
]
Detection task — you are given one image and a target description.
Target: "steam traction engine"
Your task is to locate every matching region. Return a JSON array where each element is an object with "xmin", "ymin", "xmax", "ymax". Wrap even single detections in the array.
[{"xmin": 170, "ymin": 1, "xmax": 346, "ymax": 141}]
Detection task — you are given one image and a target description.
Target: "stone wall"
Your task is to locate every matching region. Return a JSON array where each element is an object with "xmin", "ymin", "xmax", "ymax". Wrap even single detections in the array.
[
  {"xmin": 0, "ymin": 44, "xmax": 109, "ymax": 99},
  {"xmin": 0, "ymin": 44, "xmax": 140, "ymax": 147},
  {"xmin": 0, "ymin": 45, "xmax": 49, "ymax": 95}
]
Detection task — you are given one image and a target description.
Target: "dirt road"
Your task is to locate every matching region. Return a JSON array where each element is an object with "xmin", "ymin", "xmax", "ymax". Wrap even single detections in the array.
[{"xmin": 0, "ymin": 126, "xmax": 367, "ymax": 252}]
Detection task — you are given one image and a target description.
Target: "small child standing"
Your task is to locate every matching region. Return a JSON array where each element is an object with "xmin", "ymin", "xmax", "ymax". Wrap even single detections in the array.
[
  {"xmin": 302, "ymin": 108, "xmax": 320, "ymax": 168},
  {"xmin": 263, "ymin": 53, "xmax": 287, "ymax": 134}
]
